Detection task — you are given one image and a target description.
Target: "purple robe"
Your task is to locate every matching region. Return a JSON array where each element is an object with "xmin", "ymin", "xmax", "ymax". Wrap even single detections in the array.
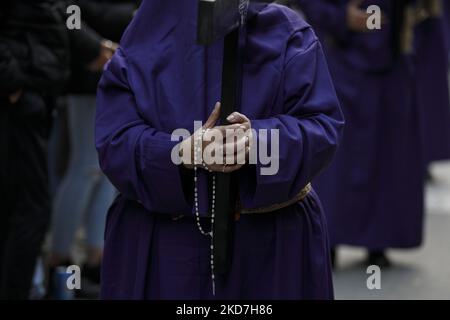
[
  {"xmin": 299, "ymin": 0, "xmax": 425, "ymax": 249},
  {"xmin": 414, "ymin": 13, "xmax": 450, "ymax": 163},
  {"xmin": 95, "ymin": 1, "xmax": 344, "ymax": 299}
]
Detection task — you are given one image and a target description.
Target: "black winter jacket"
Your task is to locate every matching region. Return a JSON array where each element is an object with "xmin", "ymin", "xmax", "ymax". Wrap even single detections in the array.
[
  {"xmin": 0, "ymin": 0, "xmax": 104, "ymax": 96},
  {"xmin": 67, "ymin": 0, "xmax": 141, "ymax": 94},
  {"xmin": 0, "ymin": 0, "xmax": 71, "ymax": 96}
]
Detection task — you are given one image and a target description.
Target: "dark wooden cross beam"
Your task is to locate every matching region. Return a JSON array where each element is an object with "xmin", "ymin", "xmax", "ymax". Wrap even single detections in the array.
[{"xmin": 197, "ymin": 0, "xmax": 271, "ymax": 275}]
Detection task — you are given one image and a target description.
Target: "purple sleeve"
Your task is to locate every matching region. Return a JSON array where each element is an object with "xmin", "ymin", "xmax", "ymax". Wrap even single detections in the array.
[
  {"xmin": 239, "ymin": 30, "xmax": 344, "ymax": 209},
  {"xmin": 297, "ymin": 0, "xmax": 350, "ymax": 42},
  {"xmin": 95, "ymin": 49, "xmax": 192, "ymax": 214}
]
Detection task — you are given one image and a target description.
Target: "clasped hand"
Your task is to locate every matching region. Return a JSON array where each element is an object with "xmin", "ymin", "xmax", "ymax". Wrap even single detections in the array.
[{"xmin": 180, "ymin": 102, "xmax": 254, "ymax": 173}]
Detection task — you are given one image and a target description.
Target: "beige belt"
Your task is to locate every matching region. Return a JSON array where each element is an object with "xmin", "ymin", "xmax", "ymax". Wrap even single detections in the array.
[
  {"xmin": 169, "ymin": 183, "xmax": 312, "ymax": 221},
  {"xmin": 239, "ymin": 183, "xmax": 312, "ymax": 215}
]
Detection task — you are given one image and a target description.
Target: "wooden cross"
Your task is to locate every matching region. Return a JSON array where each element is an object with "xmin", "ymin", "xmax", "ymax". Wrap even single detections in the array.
[{"xmin": 197, "ymin": 0, "xmax": 270, "ymax": 275}]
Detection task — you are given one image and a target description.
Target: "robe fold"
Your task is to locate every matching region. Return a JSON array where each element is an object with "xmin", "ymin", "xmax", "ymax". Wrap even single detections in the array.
[
  {"xmin": 96, "ymin": 1, "xmax": 344, "ymax": 299},
  {"xmin": 298, "ymin": 0, "xmax": 426, "ymax": 249},
  {"xmin": 414, "ymin": 10, "xmax": 450, "ymax": 163}
]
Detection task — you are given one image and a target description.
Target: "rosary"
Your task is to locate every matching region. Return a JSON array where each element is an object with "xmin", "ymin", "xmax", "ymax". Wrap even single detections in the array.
[
  {"xmin": 193, "ymin": 128, "xmax": 217, "ymax": 295},
  {"xmin": 239, "ymin": 0, "xmax": 250, "ymax": 26},
  {"xmin": 193, "ymin": 0, "xmax": 250, "ymax": 297}
]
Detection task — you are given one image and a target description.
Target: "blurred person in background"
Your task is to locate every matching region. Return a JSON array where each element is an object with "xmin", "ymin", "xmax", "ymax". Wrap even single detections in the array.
[
  {"xmin": 0, "ymin": 0, "xmax": 70, "ymax": 300},
  {"xmin": 414, "ymin": 1, "xmax": 450, "ymax": 173},
  {"xmin": 296, "ymin": 0, "xmax": 445, "ymax": 267},
  {"xmin": 0, "ymin": 0, "xmax": 109, "ymax": 299},
  {"xmin": 47, "ymin": 0, "xmax": 141, "ymax": 299}
]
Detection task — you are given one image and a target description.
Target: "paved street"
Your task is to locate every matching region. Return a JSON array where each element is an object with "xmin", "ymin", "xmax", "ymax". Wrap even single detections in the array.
[{"xmin": 334, "ymin": 161, "xmax": 450, "ymax": 300}]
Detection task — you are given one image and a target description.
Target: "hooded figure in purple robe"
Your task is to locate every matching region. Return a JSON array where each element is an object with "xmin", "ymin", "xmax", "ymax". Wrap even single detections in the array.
[
  {"xmin": 95, "ymin": 0, "xmax": 344, "ymax": 300},
  {"xmin": 297, "ymin": 0, "xmax": 430, "ymax": 266},
  {"xmin": 414, "ymin": 1, "xmax": 450, "ymax": 165}
]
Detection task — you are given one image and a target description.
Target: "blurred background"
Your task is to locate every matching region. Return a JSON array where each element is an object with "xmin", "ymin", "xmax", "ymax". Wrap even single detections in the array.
[{"xmin": 1, "ymin": 0, "xmax": 450, "ymax": 300}]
